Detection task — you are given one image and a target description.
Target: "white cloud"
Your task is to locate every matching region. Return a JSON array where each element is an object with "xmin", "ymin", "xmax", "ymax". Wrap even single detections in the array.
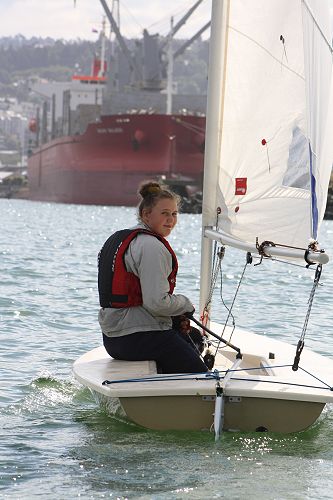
[
  {"xmin": 0, "ymin": 0, "xmax": 211, "ymax": 40},
  {"xmin": 1, "ymin": 0, "xmax": 101, "ymax": 40}
]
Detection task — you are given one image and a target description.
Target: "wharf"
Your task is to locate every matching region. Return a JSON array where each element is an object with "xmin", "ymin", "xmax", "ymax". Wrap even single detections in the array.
[{"xmin": 2, "ymin": 175, "xmax": 333, "ymax": 220}]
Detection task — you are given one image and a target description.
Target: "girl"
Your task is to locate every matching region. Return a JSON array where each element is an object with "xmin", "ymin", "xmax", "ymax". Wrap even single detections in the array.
[{"xmin": 98, "ymin": 181, "xmax": 207, "ymax": 373}]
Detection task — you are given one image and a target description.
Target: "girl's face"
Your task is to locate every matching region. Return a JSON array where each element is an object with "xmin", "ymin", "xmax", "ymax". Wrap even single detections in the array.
[{"xmin": 141, "ymin": 198, "xmax": 178, "ymax": 237}]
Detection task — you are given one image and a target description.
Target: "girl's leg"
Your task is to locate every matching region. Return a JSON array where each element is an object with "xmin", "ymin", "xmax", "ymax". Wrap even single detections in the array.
[{"xmin": 103, "ymin": 330, "xmax": 207, "ymax": 373}]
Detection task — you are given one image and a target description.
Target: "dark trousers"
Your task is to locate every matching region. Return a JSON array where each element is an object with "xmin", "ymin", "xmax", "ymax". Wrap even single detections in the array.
[{"xmin": 103, "ymin": 329, "xmax": 208, "ymax": 374}]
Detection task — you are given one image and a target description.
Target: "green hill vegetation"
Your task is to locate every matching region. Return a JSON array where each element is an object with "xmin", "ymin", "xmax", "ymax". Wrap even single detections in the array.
[{"xmin": 0, "ymin": 35, "xmax": 209, "ymax": 101}]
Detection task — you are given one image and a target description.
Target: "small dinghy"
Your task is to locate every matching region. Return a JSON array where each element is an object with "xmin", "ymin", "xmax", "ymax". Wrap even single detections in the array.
[
  {"xmin": 74, "ymin": 323, "xmax": 333, "ymax": 435},
  {"xmin": 74, "ymin": 0, "xmax": 333, "ymax": 437}
]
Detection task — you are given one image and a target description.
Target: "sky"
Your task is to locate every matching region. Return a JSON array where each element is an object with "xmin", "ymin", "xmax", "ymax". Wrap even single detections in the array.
[{"xmin": 0, "ymin": 0, "xmax": 212, "ymax": 41}]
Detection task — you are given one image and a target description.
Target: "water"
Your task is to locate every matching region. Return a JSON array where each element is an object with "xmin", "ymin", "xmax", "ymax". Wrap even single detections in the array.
[{"xmin": 1, "ymin": 199, "xmax": 333, "ymax": 499}]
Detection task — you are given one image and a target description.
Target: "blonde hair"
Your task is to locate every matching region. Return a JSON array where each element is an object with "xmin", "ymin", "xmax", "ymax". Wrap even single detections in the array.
[{"xmin": 138, "ymin": 181, "xmax": 180, "ymax": 218}]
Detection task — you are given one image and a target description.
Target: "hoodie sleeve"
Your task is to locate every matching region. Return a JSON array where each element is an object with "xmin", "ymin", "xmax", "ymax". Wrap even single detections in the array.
[{"xmin": 126, "ymin": 234, "xmax": 194, "ymax": 317}]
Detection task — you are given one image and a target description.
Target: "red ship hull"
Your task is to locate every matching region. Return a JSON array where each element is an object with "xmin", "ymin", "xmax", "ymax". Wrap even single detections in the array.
[{"xmin": 28, "ymin": 114, "xmax": 205, "ymax": 206}]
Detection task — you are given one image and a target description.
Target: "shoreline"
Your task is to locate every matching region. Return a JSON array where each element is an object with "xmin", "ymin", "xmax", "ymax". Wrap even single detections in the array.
[{"xmin": 3, "ymin": 185, "xmax": 333, "ymax": 220}]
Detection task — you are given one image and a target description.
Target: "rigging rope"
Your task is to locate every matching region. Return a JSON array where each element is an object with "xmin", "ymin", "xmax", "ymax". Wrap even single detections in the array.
[
  {"xmin": 201, "ymin": 209, "xmax": 222, "ymax": 325},
  {"xmin": 292, "ymin": 264, "xmax": 322, "ymax": 371},
  {"xmin": 213, "ymin": 252, "xmax": 251, "ymax": 356},
  {"xmin": 201, "ymin": 211, "xmax": 326, "ymax": 376},
  {"xmin": 200, "ymin": 207, "xmax": 251, "ymax": 361}
]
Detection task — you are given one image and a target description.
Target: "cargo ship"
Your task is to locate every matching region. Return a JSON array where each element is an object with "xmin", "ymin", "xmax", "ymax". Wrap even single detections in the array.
[{"xmin": 27, "ymin": 1, "xmax": 209, "ymax": 207}]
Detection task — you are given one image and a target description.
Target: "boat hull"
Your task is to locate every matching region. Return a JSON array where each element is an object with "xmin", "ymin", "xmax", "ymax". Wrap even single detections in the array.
[
  {"xmin": 117, "ymin": 395, "xmax": 324, "ymax": 433},
  {"xmin": 27, "ymin": 114, "xmax": 205, "ymax": 206},
  {"xmin": 73, "ymin": 324, "xmax": 333, "ymax": 434}
]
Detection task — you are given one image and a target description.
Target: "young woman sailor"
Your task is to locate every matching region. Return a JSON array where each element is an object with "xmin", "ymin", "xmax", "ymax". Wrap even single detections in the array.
[{"xmin": 98, "ymin": 181, "xmax": 208, "ymax": 374}]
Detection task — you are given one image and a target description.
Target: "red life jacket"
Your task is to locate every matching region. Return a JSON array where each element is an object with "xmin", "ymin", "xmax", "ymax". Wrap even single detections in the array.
[{"xmin": 98, "ymin": 228, "xmax": 178, "ymax": 308}]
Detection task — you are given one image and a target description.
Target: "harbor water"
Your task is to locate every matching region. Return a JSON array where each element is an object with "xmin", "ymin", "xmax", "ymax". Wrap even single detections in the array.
[{"xmin": 1, "ymin": 199, "xmax": 333, "ymax": 499}]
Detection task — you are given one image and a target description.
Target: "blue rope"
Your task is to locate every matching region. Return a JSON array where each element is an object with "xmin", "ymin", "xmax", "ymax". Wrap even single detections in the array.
[
  {"xmin": 227, "ymin": 376, "xmax": 333, "ymax": 392},
  {"xmin": 299, "ymin": 366, "xmax": 333, "ymax": 391},
  {"xmin": 102, "ymin": 363, "xmax": 332, "ymax": 391},
  {"xmin": 102, "ymin": 371, "xmax": 216, "ymax": 385}
]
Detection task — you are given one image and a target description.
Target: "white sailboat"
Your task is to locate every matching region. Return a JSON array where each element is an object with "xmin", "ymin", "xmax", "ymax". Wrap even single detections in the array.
[{"xmin": 73, "ymin": 0, "xmax": 333, "ymax": 436}]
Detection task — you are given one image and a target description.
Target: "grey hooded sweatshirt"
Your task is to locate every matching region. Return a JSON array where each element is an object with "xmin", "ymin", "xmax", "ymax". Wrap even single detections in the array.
[{"xmin": 98, "ymin": 223, "xmax": 193, "ymax": 338}]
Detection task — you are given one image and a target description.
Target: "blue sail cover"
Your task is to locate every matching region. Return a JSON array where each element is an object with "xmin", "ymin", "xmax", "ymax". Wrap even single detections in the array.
[{"xmin": 309, "ymin": 143, "xmax": 318, "ymax": 240}]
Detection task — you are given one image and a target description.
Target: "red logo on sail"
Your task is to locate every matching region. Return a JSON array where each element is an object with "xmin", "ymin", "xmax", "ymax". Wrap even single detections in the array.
[{"xmin": 235, "ymin": 178, "xmax": 247, "ymax": 195}]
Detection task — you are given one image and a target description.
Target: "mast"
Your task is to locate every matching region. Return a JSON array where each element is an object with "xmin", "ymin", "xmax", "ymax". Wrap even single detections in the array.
[
  {"xmin": 161, "ymin": 21, "xmax": 211, "ymax": 74},
  {"xmin": 161, "ymin": 0, "xmax": 209, "ymax": 75},
  {"xmin": 99, "ymin": 16, "xmax": 106, "ymax": 77},
  {"xmin": 199, "ymin": 0, "xmax": 230, "ymax": 319},
  {"xmin": 160, "ymin": 0, "xmax": 204, "ymax": 50},
  {"xmin": 99, "ymin": 0, "xmax": 143, "ymax": 80},
  {"xmin": 166, "ymin": 17, "xmax": 174, "ymax": 115}
]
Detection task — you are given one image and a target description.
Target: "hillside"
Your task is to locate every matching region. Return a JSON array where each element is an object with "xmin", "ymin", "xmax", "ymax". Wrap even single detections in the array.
[{"xmin": 0, "ymin": 35, "xmax": 209, "ymax": 102}]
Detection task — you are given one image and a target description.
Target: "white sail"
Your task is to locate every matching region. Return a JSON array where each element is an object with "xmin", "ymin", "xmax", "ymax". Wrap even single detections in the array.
[{"xmin": 203, "ymin": 0, "xmax": 333, "ymax": 250}]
